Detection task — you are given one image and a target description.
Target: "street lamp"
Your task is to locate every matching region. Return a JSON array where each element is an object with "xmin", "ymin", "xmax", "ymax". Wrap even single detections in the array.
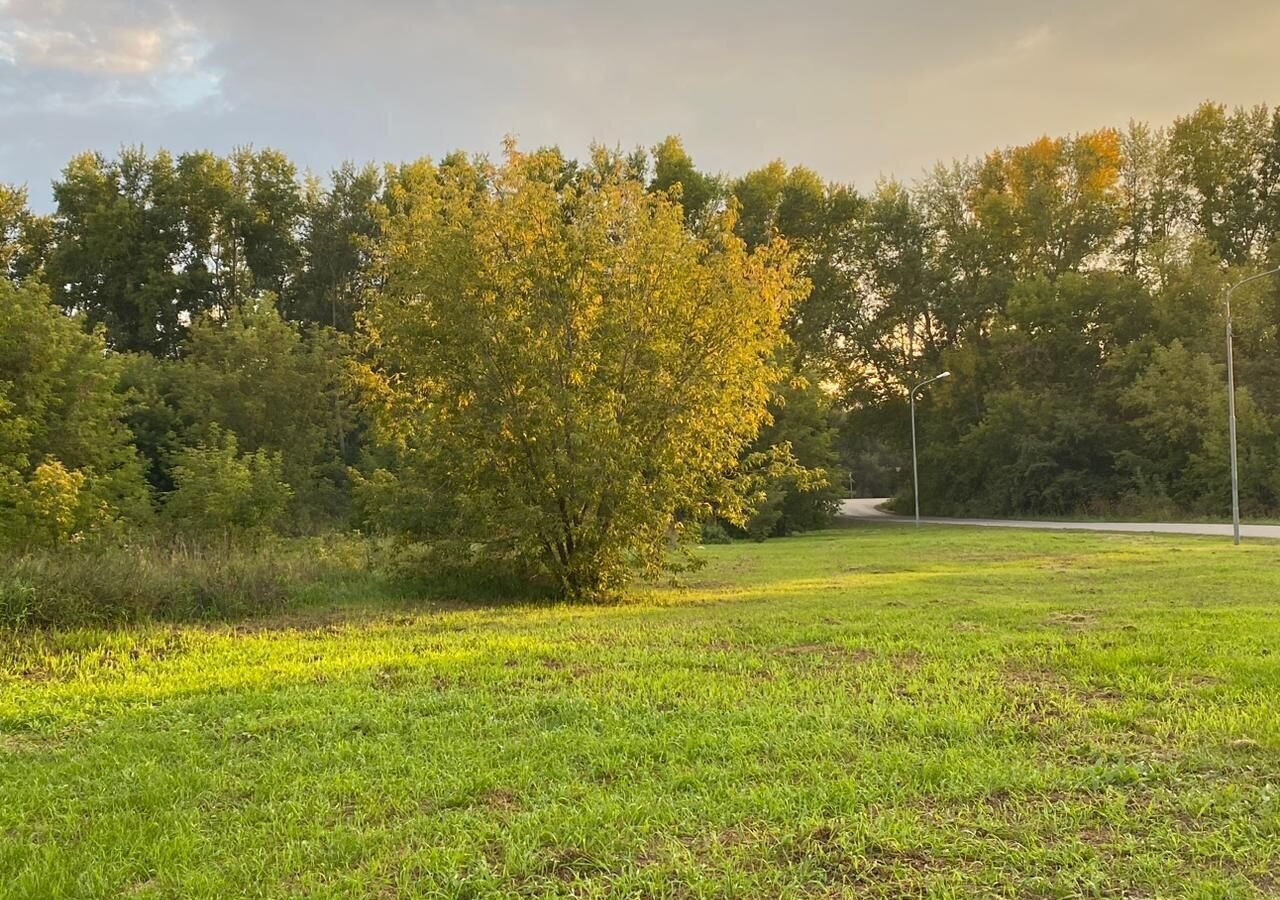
[
  {"xmin": 1225, "ymin": 266, "xmax": 1280, "ymax": 545},
  {"xmin": 910, "ymin": 371, "xmax": 950, "ymax": 527}
]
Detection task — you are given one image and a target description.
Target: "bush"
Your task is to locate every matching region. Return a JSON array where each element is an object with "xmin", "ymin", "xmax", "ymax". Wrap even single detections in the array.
[
  {"xmin": 0, "ymin": 574, "xmax": 37, "ymax": 627},
  {"xmin": 363, "ymin": 147, "xmax": 802, "ymax": 599},
  {"xmin": 738, "ymin": 371, "xmax": 843, "ymax": 538},
  {"xmin": 163, "ymin": 428, "xmax": 292, "ymax": 539},
  {"xmin": 697, "ymin": 520, "xmax": 733, "ymax": 544},
  {"xmin": 174, "ymin": 298, "xmax": 357, "ymax": 531},
  {"xmin": 2, "ymin": 460, "xmax": 94, "ymax": 548},
  {"xmin": 381, "ymin": 539, "xmax": 558, "ymax": 604},
  {"xmin": 0, "ymin": 278, "xmax": 149, "ymax": 549}
]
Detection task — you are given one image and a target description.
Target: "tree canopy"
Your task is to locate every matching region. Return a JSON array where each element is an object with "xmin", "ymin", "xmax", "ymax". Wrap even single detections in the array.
[{"xmin": 361, "ymin": 146, "xmax": 803, "ymax": 597}]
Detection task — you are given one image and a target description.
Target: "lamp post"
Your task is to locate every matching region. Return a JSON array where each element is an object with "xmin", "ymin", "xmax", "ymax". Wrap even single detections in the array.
[
  {"xmin": 910, "ymin": 371, "xmax": 950, "ymax": 527},
  {"xmin": 1225, "ymin": 266, "xmax": 1280, "ymax": 545}
]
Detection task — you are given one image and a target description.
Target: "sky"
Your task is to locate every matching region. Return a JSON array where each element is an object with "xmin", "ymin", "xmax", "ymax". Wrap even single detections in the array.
[{"xmin": 3, "ymin": 0, "xmax": 1280, "ymax": 209}]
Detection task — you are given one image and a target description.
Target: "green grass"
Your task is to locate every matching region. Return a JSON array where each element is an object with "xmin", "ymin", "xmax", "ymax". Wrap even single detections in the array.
[
  {"xmin": 3, "ymin": 525, "xmax": 1279, "ymax": 898},
  {"xmin": 876, "ymin": 497, "xmax": 1280, "ymax": 525}
]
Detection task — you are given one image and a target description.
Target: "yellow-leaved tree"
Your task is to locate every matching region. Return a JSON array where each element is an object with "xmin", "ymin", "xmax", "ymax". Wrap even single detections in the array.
[{"xmin": 360, "ymin": 144, "xmax": 804, "ymax": 599}]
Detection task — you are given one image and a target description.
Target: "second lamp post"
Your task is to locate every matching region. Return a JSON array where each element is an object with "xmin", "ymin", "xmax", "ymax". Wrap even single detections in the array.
[{"xmin": 910, "ymin": 371, "xmax": 951, "ymax": 527}]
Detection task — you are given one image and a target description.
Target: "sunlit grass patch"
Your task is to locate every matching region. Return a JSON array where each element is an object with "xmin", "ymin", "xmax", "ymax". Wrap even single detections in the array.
[{"xmin": 2, "ymin": 524, "xmax": 1279, "ymax": 897}]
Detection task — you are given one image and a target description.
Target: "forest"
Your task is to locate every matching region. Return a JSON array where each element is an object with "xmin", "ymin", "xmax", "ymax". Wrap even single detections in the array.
[{"xmin": 3, "ymin": 100, "xmax": 1280, "ymax": 620}]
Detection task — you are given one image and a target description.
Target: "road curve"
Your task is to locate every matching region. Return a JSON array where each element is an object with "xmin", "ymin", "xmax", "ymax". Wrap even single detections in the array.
[{"xmin": 839, "ymin": 497, "xmax": 1280, "ymax": 541}]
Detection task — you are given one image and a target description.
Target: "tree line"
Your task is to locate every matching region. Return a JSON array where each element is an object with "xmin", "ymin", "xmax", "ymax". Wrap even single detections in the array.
[
  {"xmin": 2, "ymin": 100, "xmax": 1279, "ymax": 597},
  {"xmin": 1, "ymin": 142, "xmax": 832, "ymax": 598},
  {"xmin": 652, "ymin": 102, "xmax": 1280, "ymax": 518}
]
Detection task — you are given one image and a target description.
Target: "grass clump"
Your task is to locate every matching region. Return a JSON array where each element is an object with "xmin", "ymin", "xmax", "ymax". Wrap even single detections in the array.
[{"xmin": 0, "ymin": 536, "xmax": 383, "ymax": 627}]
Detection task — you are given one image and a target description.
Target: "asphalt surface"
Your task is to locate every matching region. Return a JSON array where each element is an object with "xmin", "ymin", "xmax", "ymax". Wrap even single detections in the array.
[{"xmin": 839, "ymin": 497, "xmax": 1280, "ymax": 541}]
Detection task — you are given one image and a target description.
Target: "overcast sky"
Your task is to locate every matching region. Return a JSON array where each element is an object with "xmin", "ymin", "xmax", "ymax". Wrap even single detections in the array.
[{"xmin": 3, "ymin": 0, "xmax": 1280, "ymax": 209}]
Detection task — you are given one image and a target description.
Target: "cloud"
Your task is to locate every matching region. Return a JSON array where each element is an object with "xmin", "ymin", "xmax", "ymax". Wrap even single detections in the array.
[
  {"xmin": 7, "ymin": 24, "xmax": 167, "ymax": 75},
  {"xmin": 0, "ymin": 0, "xmax": 218, "ymax": 107},
  {"xmin": 1013, "ymin": 25, "xmax": 1052, "ymax": 53},
  {"xmin": 2, "ymin": 0, "xmax": 1280, "ymax": 210}
]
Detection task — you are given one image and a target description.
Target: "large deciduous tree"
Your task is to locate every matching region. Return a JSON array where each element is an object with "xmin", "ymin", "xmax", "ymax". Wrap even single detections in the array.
[
  {"xmin": 648, "ymin": 136, "xmax": 724, "ymax": 228},
  {"xmin": 287, "ymin": 162, "xmax": 383, "ymax": 331},
  {"xmin": 47, "ymin": 147, "xmax": 306, "ymax": 355},
  {"xmin": 362, "ymin": 145, "xmax": 802, "ymax": 598},
  {"xmin": 48, "ymin": 149, "xmax": 190, "ymax": 355}
]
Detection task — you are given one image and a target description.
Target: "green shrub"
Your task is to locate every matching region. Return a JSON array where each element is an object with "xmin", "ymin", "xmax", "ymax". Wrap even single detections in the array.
[
  {"xmin": 697, "ymin": 520, "xmax": 733, "ymax": 544},
  {"xmin": 175, "ymin": 298, "xmax": 357, "ymax": 532},
  {"xmin": 2, "ymin": 460, "xmax": 90, "ymax": 547},
  {"xmin": 381, "ymin": 538, "xmax": 558, "ymax": 604},
  {"xmin": 363, "ymin": 149, "xmax": 802, "ymax": 600},
  {"xmin": 163, "ymin": 428, "xmax": 292, "ymax": 539},
  {"xmin": 0, "ymin": 279, "xmax": 150, "ymax": 549},
  {"xmin": 738, "ymin": 372, "xmax": 843, "ymax": 537}
]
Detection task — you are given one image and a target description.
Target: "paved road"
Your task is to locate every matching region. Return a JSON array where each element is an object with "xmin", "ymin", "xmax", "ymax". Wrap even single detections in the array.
[{"xmin": 840, "ymin": 497, "xmax": 1280, "ymax": 541}]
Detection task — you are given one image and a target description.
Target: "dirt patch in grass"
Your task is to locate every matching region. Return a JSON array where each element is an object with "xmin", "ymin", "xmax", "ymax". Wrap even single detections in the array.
[
  {"xmin": 543, "ymin": 846, "xmax": 607, "ymax": 882},
  {"xmin": 689, "ymin": 826, "xmax": 752, "ymax": 856},
  {"xmin": 1226, "ymin": 738, "xmax": 1261, "ymax": 753},
  {"xmin": 1003, "ymin": 665, "xmax": 1116, "ymax": 701},
  {"xmin": 0, "ymin": 732, "xmax": 59, "ymax": 754},
  {"xmin": 774, "ymin": 643, "xmax": 875, "ymax": 665},
  {"xmin": 844, "ymin": 564, "xmax": 909, "ymax": 575},
  {"xmin": 772, "ymin": 824, "xmax": 979, "ymax": 887},
  {"xmin": 1182, "ymin": 673, "xmax": 1222, "ymax": 688},
  {"xmin": 672, "ymin": 821, "xmax": 770, "ymax": 869},
  {"xmin": 1002, "ymin": 663, "xmax": 1126, "ymax": 719},
  {"xmin": 125, "ymin": 631, "xmax": 193, "ymax": 663},
  {"xmin": 1075, "ymin": 826, "xmax": 1119, "ymax": 847},
  {"xmin": 539, "ymin": 658, "xmax": 600, "ymax": 680},
  {"xmin": 479, "ymin": 788, "xmax": 521, "ymax": 813},
  {"xmin": 1040, "ymin": 561, "xmax": 1082, "ymax": 574},
  {"xmin": 1046, "ymin": 611, "xmax": 1099, "ymax": 627},
  {"xmin": 1236, "ymin": 868, "xmax": 1278, "ymax": 894},
  {"xmin": 226, "ymin": 608, "xmax": 351, "ymax": 635},
  {"xmin": 372, "ymin": 665, "xmax": 414, "ymax": 691},
  {"xmin": 121, "ymin": 878, "xmax": 160, "ymax": 896}
]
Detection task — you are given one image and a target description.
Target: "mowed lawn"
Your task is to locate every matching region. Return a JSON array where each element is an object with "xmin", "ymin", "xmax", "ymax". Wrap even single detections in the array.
[{"xmin": 3, "ymin": 526, "xmax": 1279, "ymax": 898}]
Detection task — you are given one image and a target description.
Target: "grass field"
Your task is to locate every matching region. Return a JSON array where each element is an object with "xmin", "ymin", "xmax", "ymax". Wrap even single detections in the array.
[{"xmin": 3, "ymin": 525, "xmax": 1279, "ymax": 898}]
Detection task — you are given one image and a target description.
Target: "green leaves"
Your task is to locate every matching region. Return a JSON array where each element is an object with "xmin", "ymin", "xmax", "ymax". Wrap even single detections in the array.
[
  {"xmin": 12, "ymin": 99, "xmax": 1280, "ymax": 544},
  {"xmin": 0, "ymin": 279, "xmax": 148, "ymax": 547},
  {"xmin": 363, "ymin": 145, "xmax": 803, "ymax": 598},
  {"xmin": 0, "ymin": 184, "xmax": 50, "ymax": 284},
  {"xmin": 837, "ymin": 103, "xmax": 1280, "ymax": 519},
  {"xmin": 164, "ymin": 427, "xmax": 293, "ymax": 539},
  {"xmin": 47, "ymin": 147, "xmax": 306, "ymax": 355}
]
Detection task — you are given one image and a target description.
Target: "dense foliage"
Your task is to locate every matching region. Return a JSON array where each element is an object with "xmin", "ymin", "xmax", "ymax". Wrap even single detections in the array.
[
  {"xmin": 3, "ymin": 99, "xmax": 1280, "ymax": 610},
  {"xmin": 362, "ymin": 147, "xmax": 803, "ymax": 597},
  {"xmin": 652, "ymin": 105, "xmax": 1280, "ymax": 518},
  {"xmin": 0, "ymin": 279, "xmax": 148, "ymax": 548},
  {"xmin": 836, "ymin": 107, "xmax": 1280, "ymax": 517}
]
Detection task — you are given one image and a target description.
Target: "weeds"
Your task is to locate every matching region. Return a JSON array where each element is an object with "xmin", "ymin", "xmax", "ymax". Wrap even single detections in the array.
[{"xmin": 0, "ymin": 535, "xmax": 380, "ymax": 627}]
